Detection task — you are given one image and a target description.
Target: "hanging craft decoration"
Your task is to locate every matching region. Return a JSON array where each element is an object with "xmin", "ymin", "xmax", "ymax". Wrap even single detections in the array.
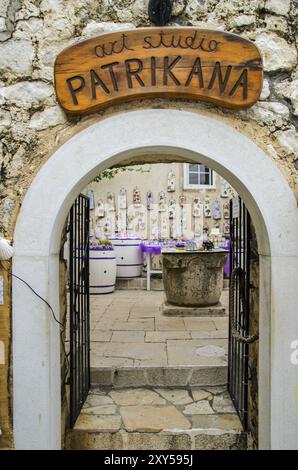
[
  {"xmin": 212, "ymin": 198, "xmax": 222, "ymax": 220},
  {"xmin": 119, "ymin": 188, "xmax": 127, "ymax": 209},
  {"xmin": 168, "ymin": 198, "xmax": 176, "ymax": 219},
  {"xmin": 107, "ymin": 192, "xmax": 116, "ymax": 211},
  {"xmin": 210, "ymin": 226, "xmax": 222, "ymax": 244},
  {"xmin": 179, "ymin": 194, "xmax": 185, "ymax": 207},
  {"xmin": 160, "ymin": 215, "xmax": 168, "ymax": 239},
  {"xmin": 103, "ymin": 219, "xmax": 111, "ymax": 236},
  {"xmin": 220, "ymin": 179, "xmax": 229, "ymax": 198},
  {"xmin": 86, "ymin": 190, "xmax": 95, "ymax": 210},
  {"xmin": 136, "ymin": 209, "xmax": 146, "ymax": 233},
  {"xmin": 95, "ymin": 199, "xmax": 105, "ymax": 218},
  {"xmin": 223, "ymin": 202, "xmax": 230, "ymax": 219},
  {"xmin": 150, "ymin": 213, "xmax": 159, "ymax": 239},
  {"xmin": 89, "ymin": 216, "xmax": 95, "ymax": 237},
  {"xmin": 192, "ymin": 196, "xmax": 201, "ymax": 218},
  {"xmin": 94, "ymin": 222, "xmax": 103, "ymax": 239},
  {"xmin": 127, "ymin": 212, "xmax": 134, "ymax": 230},
  {"xmin": 194, "ymin": 220, "xmax": 203, "ymax": 237},
  {"xmin": 147, "ymin": 191, "xmax": 154, "ymax": 210},
  {"xmin": 167, "ymin": 170, "xmax": 176, "ymax": 192},
  {"xmin": 223, "ymin": 222, "xmax": 230, "ymax": 235},
  {"xmin": 117, "ymin": 211, "xmax": 127, "ymax": 232},
  {"xmin": 158, "ymin": 191, "xmax": 167, "ymax": 211},
  {"xmin": 133, "ymin": 187, "xmax": 141, "ymax": 207},
  {"xmin": 204, "ymin": 196, "xmax": 211, "ymax": 218}
]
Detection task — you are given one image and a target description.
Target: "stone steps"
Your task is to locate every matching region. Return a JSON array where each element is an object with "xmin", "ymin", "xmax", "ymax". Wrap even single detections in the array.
[
  {"xmin": 91, "ymin": 365, "xmax": 228, "ymax": 388},
  {"xmin": 66, "ymin": 386, "xmax": 246, "ymax": 450}
]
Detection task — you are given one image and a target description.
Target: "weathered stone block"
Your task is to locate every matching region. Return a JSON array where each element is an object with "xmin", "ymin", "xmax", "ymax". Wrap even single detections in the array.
[
  {"xmin": 190, "ymin": 366, "xmax": 227, "ymax": 386},
  {"xmin": 120, "ymin": 405, "xmax": 191, "ymax": 432},
  {"xmin": 91, "ymin": 368, "xmax": 114, "ymax": 386},
  {"xmin": 194, "ymin": 431, "xmax": 247, "ymax": 450},
  {"xmin": 67, "ymin": 430, "xmax": 123, "ymax": 450},
  {"xmin": 123, "ymin": 431, "xmax": 192, "ymax": 450},
  {"xmin": 255, "ymin": 32, "xmax": 297, "ymax": 72},
  {"xmin": 109, "ymin": 388, "xmax": 166, "ymax": 406},
  {"xmin": 113, "ymin": 368, "xmax": 147, "ymax": 388},
  {"xmin": 145, "ymin": 367, "xmax": 192, "ymax": 387},
  {"xmin": 0, "ymin": 39, "xmax": 34, "ymax": 74}
]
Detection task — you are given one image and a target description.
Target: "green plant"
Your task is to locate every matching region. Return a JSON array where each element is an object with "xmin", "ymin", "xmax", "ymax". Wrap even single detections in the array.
[{"xmin": 93, "ymin": 165, "xmax": 151, "ymax": 182}]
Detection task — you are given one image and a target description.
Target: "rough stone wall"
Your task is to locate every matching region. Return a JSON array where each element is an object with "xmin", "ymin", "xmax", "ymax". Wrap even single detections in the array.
[
  {"xmin": 0, "ymin": 0, "xmax": 297, "ymax": 448},
  {"xmin": 0, "ymin": 0, "xmax": 297, "ymax": 241}
]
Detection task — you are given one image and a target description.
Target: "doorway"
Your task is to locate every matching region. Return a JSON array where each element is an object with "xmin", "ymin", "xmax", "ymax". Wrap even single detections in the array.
[{"xmin": 12, "ymin": 109, "xmax": 298, "ymax": 449}]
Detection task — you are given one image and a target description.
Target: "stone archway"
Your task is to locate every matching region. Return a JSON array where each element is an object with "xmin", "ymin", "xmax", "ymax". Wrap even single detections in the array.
[{"xmin": 12, "ymin": 109, "xmax": 298, "ymax": 450}]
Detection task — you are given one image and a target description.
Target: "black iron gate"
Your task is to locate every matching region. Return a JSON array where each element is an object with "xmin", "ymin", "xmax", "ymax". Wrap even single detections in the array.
[
  {"xmin": 68, "ymin": 194, "xmax": 90, "ymax": 427},
  {"xmin": 228, "ymin": 196, "xmax": 252, "ymax": 430}
]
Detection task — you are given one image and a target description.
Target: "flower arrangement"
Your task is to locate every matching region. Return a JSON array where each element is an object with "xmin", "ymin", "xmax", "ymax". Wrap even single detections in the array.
[{"xmin": 90, "ymin": 239, "xmax": 114, "ymax": 251}]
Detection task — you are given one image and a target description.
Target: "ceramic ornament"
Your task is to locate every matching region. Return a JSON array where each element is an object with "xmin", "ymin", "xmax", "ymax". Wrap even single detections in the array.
[
  {"xmin": 0, "ymin": 239, "xmax": 14, "ymax": 260},
  {"xmin": 223, "ymin": 222, "xmax": 230, "ymax": 235},
  {"xmin": 107, "ymin": 192, "xmax": 116, "ymax": 211},
  {"xmin": 220, "ymin": 179, "xmax": 229, "ymax": 198},
  {"xmin": 136, "ymin": 209, "xmax": 146, "ymax": 233},
  {"xmin": 158, "ymin": 191, "xmax": 167, "ymax": 212},
  {"xmin": 89, "ymin": 217, "xmax": 95, "ymax": 237},
  {"xmin": 204, "ymin": 196, "xmax": 211, "ymax": 218},
  {"xmin": 119, "ymin": 188, "xmax": 127, "ymax": 209},
  {"xmin": 133, "ymin": 187, "xmax": 141, "ymax": 207},
  {"xmin": 94, "ymin": 224, "xmax": 103, "ymax": 239},
  {"xmin": 212, "ymin": 198, "xmax": 222, "ymax": 220},
  {"xmin": 179, "ymin": 194, "xmax": 185, "ymax": 207},
  {"xmin": 147, "ymin": 191, "xmax": 154, "ymax": 210},
  {"xmin": 223, "ymin": 202, "xmax": 230, "ymax": 219},
  {"xmin": 160, "ymin": 215, "xmax": 168, "ymax": 239},
  {"xmin": 194, "ymin": 219, "xmax": 202, "ymax": 237},
  {"xmin": 126, "ymin": 209, "xmax": 134, "ymax": 230},
  {"xmin": 192, "ymin": 196, "xmax": 201, "ymax": 218},
  {"xmin": 167, "ymin": 170, "xmax": 176, "ymax": 192},
  {"xmin": 168, "ymin": 198, "xmax": 176, "ymax": 219},
  {"xmin": 95, "ymin": 199, "xmax": 105, "ymax": 218},
  {"xmin": 86, "ymin": 190, "xmax": 95, "ymax": 210},
  {"xmin": 150, "ymin": 213, "xmax": 159, "ymax": 239}
]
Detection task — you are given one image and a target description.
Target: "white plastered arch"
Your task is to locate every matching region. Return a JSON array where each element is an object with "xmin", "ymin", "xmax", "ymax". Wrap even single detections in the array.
[{"xmin": 12, "ymin": 109, "xmax": 298, "ymax": 449}]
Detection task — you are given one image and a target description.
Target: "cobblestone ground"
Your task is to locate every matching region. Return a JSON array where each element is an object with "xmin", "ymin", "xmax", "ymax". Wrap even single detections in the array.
[
  {"xmin": 77, "ymin": 385, "xmax": 238, "ymax": 432},
  {"xmin": 89, "ymin": 289, "xmax": 229, "ymax": 368},
  {"xmin": 67, "ymin": 384, "xmax": 246, "ymax": 450}
]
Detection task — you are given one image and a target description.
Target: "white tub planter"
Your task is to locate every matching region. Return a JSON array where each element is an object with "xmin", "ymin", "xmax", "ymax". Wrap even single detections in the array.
[
  {"xmin": 109, "ymin": 237, "xmax": 144, "ymax": 279},
  {"xmin": 89, "ymin": 247, "xmax": 116, "ymax": 295}
]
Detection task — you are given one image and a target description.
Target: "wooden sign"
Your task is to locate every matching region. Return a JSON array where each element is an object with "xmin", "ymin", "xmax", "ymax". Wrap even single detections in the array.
[{"xmin": 54, "ymin": 28, "xmax": 263, "ymax": 115}]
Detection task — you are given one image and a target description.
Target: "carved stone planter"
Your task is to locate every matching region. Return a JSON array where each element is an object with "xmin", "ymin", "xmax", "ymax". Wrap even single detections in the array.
[{"xmin": 162, "ymin": 250, "xmax": 228, "ymax": 307}]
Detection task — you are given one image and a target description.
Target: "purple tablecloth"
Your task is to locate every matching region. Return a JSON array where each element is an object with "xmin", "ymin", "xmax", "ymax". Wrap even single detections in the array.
[
  {"xmin": 141, "ymin": 240, "xmax": 230, "ymax": 277},
  {"xmin": 218, "ymin": 240, "xmax": 230, "ymax": 277},
  {"xmin": 140, "ymin": 241, "xmax": 178, "ymax": 255}
]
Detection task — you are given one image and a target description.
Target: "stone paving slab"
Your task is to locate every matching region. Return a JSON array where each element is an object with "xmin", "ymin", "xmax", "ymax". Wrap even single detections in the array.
[
  {"xmin": 167, "ymin": 339, "xmax": 228, "ymax": 367},
  {"xmin": 120, "ymin": 405, "xmax": 191, "ymax": 432},
  {"xmin": 111, "ymin": 331, "xmax": 145, "ymax": 343},
  {"xmin": 92, "ymin": 342, "xmax": 167, "ymax": 366},
  {"xmin": 145, "ymin": 331, "xmax": 191, "ymax": 342},
  {"xmin": 67, "ymin": 385, "xmax": 245, "ymax": 450},
  {"xmin": 90, "ymin": 290, "xmax": 229, "ymax": 370}
]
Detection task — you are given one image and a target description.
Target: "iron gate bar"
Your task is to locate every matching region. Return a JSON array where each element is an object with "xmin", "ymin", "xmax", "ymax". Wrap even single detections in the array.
[
  {"xmin": 69, "ymin": 194, "xmax": 90, "ymax": 428},
  {"xmin": 228, "ymin": 196, "xmax": 251, "ymax": 431}
]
